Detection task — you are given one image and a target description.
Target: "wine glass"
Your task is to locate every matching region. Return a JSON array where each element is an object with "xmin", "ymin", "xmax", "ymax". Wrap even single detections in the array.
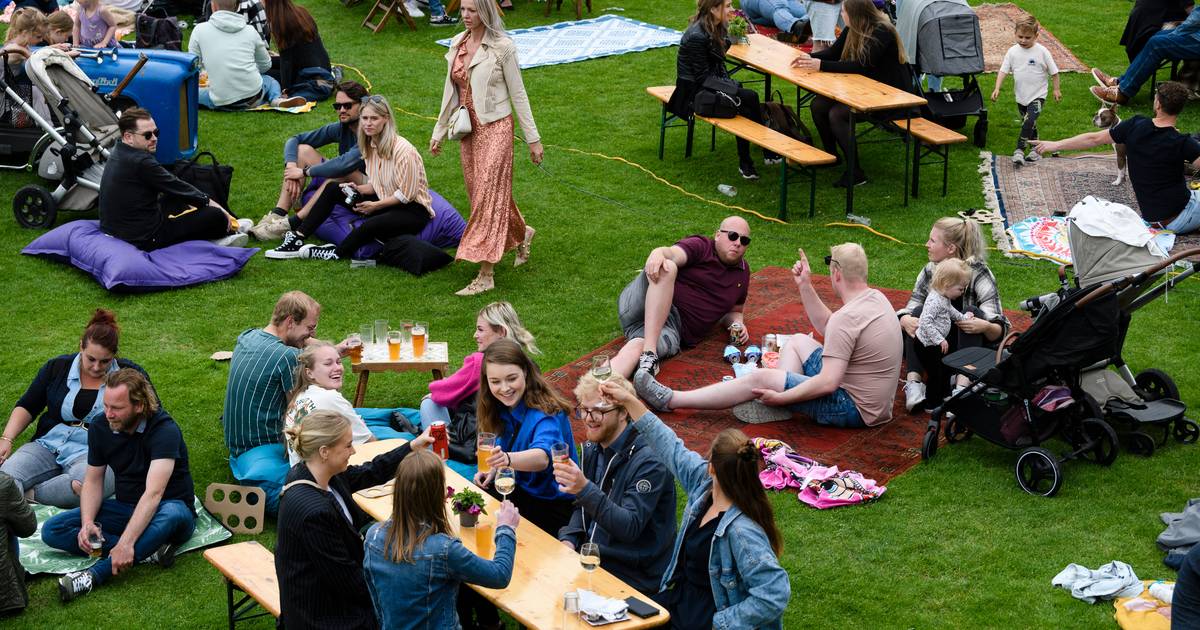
[
  {"xmin": 579, "ymin": 542, "xmax": 600, "ymax": 591},
  {"xmin": 590, "ymin": 355, "xmax": 613, "ymax": 409},
  {"xmin": 495, "ymin": 467, "xmax": 516, "ymax": 499}
]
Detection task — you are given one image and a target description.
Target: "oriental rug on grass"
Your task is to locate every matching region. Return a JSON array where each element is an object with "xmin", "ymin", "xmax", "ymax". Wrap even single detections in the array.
[
  {"xmin": 546, "ymin": 266, "xmax": 1031, "ymax": 486},
  {"xmin": 976, "ymin": 3, "xmax": 1087, "ymax": 73}
]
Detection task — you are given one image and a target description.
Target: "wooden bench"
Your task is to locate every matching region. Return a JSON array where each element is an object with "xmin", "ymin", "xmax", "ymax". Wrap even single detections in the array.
[
  {"xmin": 647, "ymin": 85, "xmax": 837, "ymax": 219},
  {"xmin": 898, "ymin": 117, "xmax": 967, "ymax": 198},
  {"xmin": 204, "ymin": 541, "xmax": 280, "ymax": 629}
]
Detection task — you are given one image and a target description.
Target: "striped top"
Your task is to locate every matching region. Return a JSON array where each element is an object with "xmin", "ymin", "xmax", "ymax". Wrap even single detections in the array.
[
  {"xmin": 223, "ymin": 328, "xmax": 299, "ymax": 456},
  {"xmin": 365, "ymin": 134, "xmax": 434, "ymax": 217}
]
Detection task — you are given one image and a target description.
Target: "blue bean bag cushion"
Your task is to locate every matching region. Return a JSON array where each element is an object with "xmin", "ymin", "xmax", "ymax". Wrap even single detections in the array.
[
  {"xmin": 304, "ymin": 179, "xmax": 467, "ymax": 259},
  {"xmin": 21, "ymin": 220, "xmax": 258, "ymax": 292}
]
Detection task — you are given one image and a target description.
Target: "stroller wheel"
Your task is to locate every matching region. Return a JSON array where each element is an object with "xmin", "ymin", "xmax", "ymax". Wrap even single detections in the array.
[
  {"xmin": 1135, "ymin": 369, "xmax": 1180, "ymax": 402},
  {"xmin": 1015, "ymin": 447, "xmax": 1062, "ymax": 497},
  {"xmin": 920, "ymin": 427, "xmax": 939, "ymax": 461},
  {"xmin": 1173, "ymin": 419, "xmax": 1199, "ymax": 444},
  {"xmin": 1079, "ymin": 418, "xmax": 1119, "ymax": 467},
  {"xmin": 1126, "ymin": 431, "xmax": 1156, "ymax": 457},
  {"xmin": 13, "ymin": 185, "xmax": 57, "ymax": 229},
  {"xmin": 944, "ymin": 415, "xmax": 972, "ymax": 443}
]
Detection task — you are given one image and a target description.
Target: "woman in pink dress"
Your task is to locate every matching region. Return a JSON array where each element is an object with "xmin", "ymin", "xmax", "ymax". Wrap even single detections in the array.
[{"xmin": 431, "ymin": 0, "xmax": 543, "ymax": 296}]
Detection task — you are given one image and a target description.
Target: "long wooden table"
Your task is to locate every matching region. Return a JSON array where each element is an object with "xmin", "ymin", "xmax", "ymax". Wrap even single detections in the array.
[
  {"xmin": 349, "ymin": 440, "xmax": 670, "ymax": 630},
  {"xmin": 727, "ymin": 34, "xmax": 927, "ymax": 223}
]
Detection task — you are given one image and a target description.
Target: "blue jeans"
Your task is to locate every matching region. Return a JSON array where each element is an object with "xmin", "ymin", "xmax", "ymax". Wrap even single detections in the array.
[
  {"xmin": 741, "ymin": 0, "xmax": 806, "ymax": 33},
  {"xmin": 198, "ymin": 74, "xmax": 283, "ymax": 110},
  {"xmin": 0, "ymin": 440, "xmax": 115, "ymax": 509},
  {"xmin": 1160, "ymin": 189, "xmax": 1200, "ymax": 235},
  {"xmin": 784, "ymin": 348, "xmax": 865, "ymax": 427},
  {"xmin": 1119, "ymin": 29, "xmax": 1200, "ymax": 99},
  {"xmin": 427, "ymin": 0, "xmax": 445, "ymax": 16},
  {"xmin": 419, "ymin": 397, "xmax": 451, "ymax": 431},
  {"xmin": 41, "ymin": 498, "xmax": 195, "ymax": 585}
]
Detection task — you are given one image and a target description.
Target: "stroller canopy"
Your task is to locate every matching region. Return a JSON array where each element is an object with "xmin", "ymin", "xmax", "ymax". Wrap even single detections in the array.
[
  {"xmin": 1067, "ymin": 197, "xmax": 1167, "ymax": 287},
  {"xmin": 897, "ymin": 0, "xmax": 984, "ymax": 76},
  {"xmin": 26, "ymin": 47, "xmax": 118, "ymax": 138}
]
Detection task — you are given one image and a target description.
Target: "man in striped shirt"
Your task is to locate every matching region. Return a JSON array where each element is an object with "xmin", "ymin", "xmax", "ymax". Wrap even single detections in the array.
[{"xmin": 222, "ymin": 291, "xmax": 325, "ymax": 513}]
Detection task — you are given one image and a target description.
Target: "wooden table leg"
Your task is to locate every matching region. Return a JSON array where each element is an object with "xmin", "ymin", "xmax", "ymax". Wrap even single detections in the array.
[
  {"xmin": 354, "ymin": 371, "xmax": 370, "ymax": 407},
  {"xmin": 432, "ymin": 369, "xmax": 444, "ymax": 380}
]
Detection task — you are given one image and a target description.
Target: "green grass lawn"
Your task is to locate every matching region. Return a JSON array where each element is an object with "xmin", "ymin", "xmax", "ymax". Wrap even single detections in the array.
[{"xmin": 2, "ymin": 0, "xmax": 1198, "ymax": 627}]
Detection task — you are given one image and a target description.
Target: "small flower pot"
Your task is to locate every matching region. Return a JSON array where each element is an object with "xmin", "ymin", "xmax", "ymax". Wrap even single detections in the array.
[{"xmin": 458, "ymin": 512, "xmax": 478, "ymax": 528}]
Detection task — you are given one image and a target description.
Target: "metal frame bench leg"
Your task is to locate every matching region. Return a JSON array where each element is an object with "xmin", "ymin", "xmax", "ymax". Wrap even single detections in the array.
[
  {"xmin": 941, "ymin": 146, "xmax": 950, "ymax": 197},
  {"xmin": 658, "ymin": 104, "xmax": 667, "ymax": 160},
  {"xmin": 779, "ymin": 160, "xmax": 788, "ymax": 221},
  {"xmin": 685, "ymin": 117, "xmax": 694, "ymax": 158},
  {"xmin": 902, "ymin": 118, "xmax": 910, "ymax": 207},
  {"xmin": 224, "ymin": 578, "xmax": 274, "ymax": 629},
  {"xmin": 911, "ymin": 140, "xmax": 922, "ymax": 199}
]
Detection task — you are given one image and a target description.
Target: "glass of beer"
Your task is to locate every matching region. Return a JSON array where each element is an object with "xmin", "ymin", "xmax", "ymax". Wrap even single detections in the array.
[
  {"xmin": 495, "ymin": 467, "xmax": 516, "ymax": 498},
  {"xmin": 401, "ymin": 320, "xmax": 414, "ymax": 346},
  {"xmin": 477, "ymin": 432, "xmax": 497, "ymax": 474},
  {"xmin": 387, "ymin": 331, "xmax": 402, "ymax": 361},
  {"xmin": 346, "ymin": 333, "xmax": 363, "ymax": 365},
  {"xmin": 88, "ymin": 524, "xmax": 104, "ymax": 559},
  {"xmin": 412, "ymin": 321, "xmax": 428, "ymax": 358},
  {"xmin": 579, "ymin": 542, "xmax": 600, "ymax": 590},
  {"xmin": 475, "ymin": 518, "xmax": 495, "ymax": 559},
  {"xmin": 551, "ymin": 441, "xmax": 571, "ymax": 464}
]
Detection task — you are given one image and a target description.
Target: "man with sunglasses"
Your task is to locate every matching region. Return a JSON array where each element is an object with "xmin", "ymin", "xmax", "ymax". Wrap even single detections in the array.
[
  {"xmin": 554, "ymin": 373, "xmax": 675, "ymax": 595},
  {"xmin": 635, "ymin": 243, "xmax": 903, "ymax": 428},
  {"xmin": 99, "ymin": 108, "xmax": 250, "ymax": 250},
  {"xmin": 253, "ymin": 81, "xmax": 371, "ymax": 240},
  {"xmin": 613, "ymin": 216, "xmax": 753, "ymax": 378}
]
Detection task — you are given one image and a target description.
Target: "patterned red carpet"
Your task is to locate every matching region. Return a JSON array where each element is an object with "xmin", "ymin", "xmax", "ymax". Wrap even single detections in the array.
[{"xmin": 546, "ymin": 266, "xmax": 1031, "ymax": 485}]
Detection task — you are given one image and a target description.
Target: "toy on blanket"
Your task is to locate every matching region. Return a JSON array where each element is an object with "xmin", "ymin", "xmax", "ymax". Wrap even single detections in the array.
[{"xmin": 753, "ymin": 437, "xmax": 887, "ymax": 508}]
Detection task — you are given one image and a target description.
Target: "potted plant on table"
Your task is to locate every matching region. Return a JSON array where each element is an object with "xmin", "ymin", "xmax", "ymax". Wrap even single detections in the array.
[
  {"xmin": 728, "ymin": 15, "xmax": 750, "ymax": 44},
  {"xmin": 448, "ymin": 485, "xmax": 487, "ymax": 527}
]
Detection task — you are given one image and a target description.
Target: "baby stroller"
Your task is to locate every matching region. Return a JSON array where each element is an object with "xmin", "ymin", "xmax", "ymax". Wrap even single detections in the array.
[
  {"xmin": 1060, "ymin": 221, "xmax": 1199, "ymax": 456},
  {"xmin": 897, "ymin": 0, "xmax": 988, "ymax": 148},
  {"xmin": 1, "ymin": 47, "xmax": 145, "ymax": 229}
]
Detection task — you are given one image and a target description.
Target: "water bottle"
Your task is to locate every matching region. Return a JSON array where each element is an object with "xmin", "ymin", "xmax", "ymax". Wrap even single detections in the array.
[{"xmin": 717, "ymin": 184, "xmax": 737, "ymax": 197}]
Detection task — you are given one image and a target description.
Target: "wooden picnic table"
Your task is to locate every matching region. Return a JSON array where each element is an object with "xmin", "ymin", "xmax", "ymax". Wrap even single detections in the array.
[
  {"xmin": 349, "ymin": 439, "xmax": 670, "ymax": 630},
  {"xmin": 350, "ymin": 341, "xmax": 450, "ymax": 407},
  {"xmin": 727, "ymin": 34, "xmax": 927, "ymax": 223}
]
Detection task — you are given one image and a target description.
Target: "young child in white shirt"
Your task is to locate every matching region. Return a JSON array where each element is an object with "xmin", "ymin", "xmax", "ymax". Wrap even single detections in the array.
[
  {"xmin": 916, "ymin": 258, "xmax": 972, "ymax": 355},
  {"xmin": 991, "ymin": 15, "xmax": 1062, "ymax": 166}
]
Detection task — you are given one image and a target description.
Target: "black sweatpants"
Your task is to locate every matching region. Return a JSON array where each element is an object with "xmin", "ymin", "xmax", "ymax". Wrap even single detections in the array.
[
  {"xmin": 1016, "ymin": 98, "xmax": 1044, "ymax": 152},
  {"xmin": 299, "ymin": 184, "xmax": 431, "ymax": 259},
  {"xmin": 904, "ymin": 305, "xmax": 989, "ymax": 409},
  {"xmin": 137, "ymin": 204, "xmax": 230, "ymax": 251}
]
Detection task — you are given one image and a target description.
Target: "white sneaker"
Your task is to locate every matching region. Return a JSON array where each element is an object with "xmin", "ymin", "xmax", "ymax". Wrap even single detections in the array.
[
  {"xmin": 404, "ymin": 0, "xmax": 424, "ymax": 16},
  {"xmin": 1024, "ymin": 150, "xmax": 1041, "ymax": 163},
  {"xmin": 251, "ymin": 213, "xmax": 289, "ymax": 241},
  {"xmin": 271, "ymin": 95, "xmax": 307, "ymax": 109},
  {"xmin": 1011, "ymin": 150, "xmax": 1025, "ymax": 166},
  {"xmin": 211, "ymin": 232, "xmax": 250, "ymax": 248},
  {"xmin": 236, "ymin": 218, "xmax": 254, "ymax": 234},
  {"xmin": 904, "ymin": 380, "xmax": 927, "ymax": 412}
]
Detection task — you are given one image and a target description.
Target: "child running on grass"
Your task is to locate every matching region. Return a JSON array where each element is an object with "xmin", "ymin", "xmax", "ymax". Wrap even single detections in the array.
[{"xmin": 991, "ymin": 15, "xmax": 1062, "ymax": 166}]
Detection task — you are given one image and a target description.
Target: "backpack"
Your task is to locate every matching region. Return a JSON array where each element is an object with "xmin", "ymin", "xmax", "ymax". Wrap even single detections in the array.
[
  {"xmin": 760, "ymin": 90, "xmax": 813, "ymax": 146},
  {"xmin": 136, "ymin": 8, "xmax": 183, "ymax": 50}
]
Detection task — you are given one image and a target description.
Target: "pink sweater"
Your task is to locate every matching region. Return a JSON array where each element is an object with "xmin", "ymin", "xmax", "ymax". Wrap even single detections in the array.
[{"xmin": 429, "ymin": 351, "xmax": 483, "ymax": 408}]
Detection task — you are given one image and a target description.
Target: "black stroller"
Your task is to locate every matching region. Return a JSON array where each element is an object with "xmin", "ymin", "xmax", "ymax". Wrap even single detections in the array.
[{"xmin": 895, "ymin": 0, "xmax": 988, "ymax": 147}]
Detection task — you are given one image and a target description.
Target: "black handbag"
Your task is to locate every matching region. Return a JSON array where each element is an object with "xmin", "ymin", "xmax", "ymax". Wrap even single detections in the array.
[
  {"xmin": 172, "ymin": 151, "xmax": 234, "ymax": 210},
  {"xmin": 693, "ymin": 75, "xmax": 741, "ymax": 118}
]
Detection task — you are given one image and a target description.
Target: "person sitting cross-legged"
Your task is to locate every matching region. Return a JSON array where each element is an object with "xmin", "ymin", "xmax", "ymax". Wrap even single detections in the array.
[
  {"xmin": 612, "ymin": 216, "xmax": 752, "ymax": 380},
  {"xmin": 634, "ymin": 243, "xmax": 903, "ymax": 428},
  {"xmin": 42, "ymin": 369, "xmax": 196, "ymax": 603},
  {"xmin": 99, "ymin": 108, "xmax": 250, "ymax": 250}
]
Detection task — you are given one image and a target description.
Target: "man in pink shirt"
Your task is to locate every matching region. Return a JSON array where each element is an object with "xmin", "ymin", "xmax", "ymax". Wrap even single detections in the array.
[{"xmin": 634, "ymin": 243, "xmax": 903, "ymax": 427}]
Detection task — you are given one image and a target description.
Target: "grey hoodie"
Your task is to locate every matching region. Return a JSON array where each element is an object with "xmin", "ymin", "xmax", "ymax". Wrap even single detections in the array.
[{"xmin": 188, "ymin": 10, "xmax": 271, "ymax": 106}]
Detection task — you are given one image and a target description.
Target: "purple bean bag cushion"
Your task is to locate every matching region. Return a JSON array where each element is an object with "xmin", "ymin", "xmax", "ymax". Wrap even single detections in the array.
[
  {"xmin": 304, "ymin": 179, "xmax": 466, "ymax": 260},
  {"xmin": 22, "ymin": 220, "xmax": 258, "ymax": 292}
]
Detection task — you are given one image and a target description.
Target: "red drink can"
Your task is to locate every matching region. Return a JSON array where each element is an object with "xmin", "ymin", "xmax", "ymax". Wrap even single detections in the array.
[{"xmin": 430, "ymin": 421, "xmax": 449, "ymax": 460}]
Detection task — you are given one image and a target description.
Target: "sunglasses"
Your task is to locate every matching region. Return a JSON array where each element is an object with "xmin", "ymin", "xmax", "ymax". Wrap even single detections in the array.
[
  {"xmin": 332, "ymin": 101, "xmax": 355, "ymax": 111},
  {"xmin": 360, "ymin": 95, "xmax": 386, "ymax": 105},
  {"xmin": 823, "ymin": 255, "xmax": 839, "ymax": 267},
  {"xmin": 720, "ymin": 230, "xmax": 751, "ymax": 246},
  {"xmin": 137, "ymin": 129, "xmax": 159, "ymax": 140}
]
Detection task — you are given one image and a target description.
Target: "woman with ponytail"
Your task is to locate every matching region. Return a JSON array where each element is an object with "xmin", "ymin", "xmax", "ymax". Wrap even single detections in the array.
[
  {"xmin": 599, "ymin": 380, "xmax": 789, "ymax": 629},
  {"xmin": 0, "ymin": 309, "xmax": 146, "ymax": 508}
]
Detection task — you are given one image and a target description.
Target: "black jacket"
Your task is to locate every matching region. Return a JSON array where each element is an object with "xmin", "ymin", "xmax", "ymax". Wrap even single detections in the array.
[
  {"xmin": 668, "ymin": 21, "xmax": 731, "ymax": 119},
  {"xmin": 274, "ymin": 442, "xmax": 413, "ymax": 630},
  {"xmin": 1121, "ymin": 0, "xmax": 1191, "ymax": 61},
  {"xmin": 17, "ymin": 354, "xmax": 149, "ymax": 441},
  {"xmin": 99, "ymin": 141, "xmax": 210, "ymax": 243},
  {"xmin": 558, "ymin": 425, "xmax": 676, "ymax": 594},
  {"xmin": 812, "ymin": 22, "xmax": 911, "ymax": 93},
  {"xmin": 0, "ymin": 472, "xmax": 36, "ymax": 614},
  {"xmin": 278, "ymin": 32, "xmax": 331, "ymax": 93}
]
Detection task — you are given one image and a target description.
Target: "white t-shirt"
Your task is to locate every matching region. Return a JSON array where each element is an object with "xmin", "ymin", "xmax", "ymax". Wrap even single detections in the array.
[
  {"xmin": 283, "ymin": 384, "xmax": 374, "ymax": 465},
  {"xmin": 1000, "ymin": 43, "xmax": 1059, "ymax": 106}
]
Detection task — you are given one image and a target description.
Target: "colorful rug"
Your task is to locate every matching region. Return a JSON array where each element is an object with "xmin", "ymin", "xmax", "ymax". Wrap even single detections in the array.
[
  {"xmin": 976, "ymin": 3, "xmax": 1087, "ymax": 74},
  {"xmin": 545, "ymin": 266, "xmax": 1031, "ymax": 486},
  {"xmin": 436, "ymin": 14, "xmax": 681, "ymax": 70}
]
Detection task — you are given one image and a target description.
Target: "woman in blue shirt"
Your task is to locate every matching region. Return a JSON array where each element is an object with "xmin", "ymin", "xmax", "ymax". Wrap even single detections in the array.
[
  {"xmin": 472, "ymin": 339, "xmax": 577, "ymax": 534},
  {"xmin": 601, "ymin": 380, "xmax": 790, "ymax": 629},
  {"xmin": 364, "ymin": 448, "xmax": 520, "ymax": 630}
]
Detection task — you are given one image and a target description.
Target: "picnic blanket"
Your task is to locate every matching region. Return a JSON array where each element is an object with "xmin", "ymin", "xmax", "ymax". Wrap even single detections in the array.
[
  {"xmin": 546, "ymin": 266, "xmax": 1032, "ymax": 486},
  {"xmin": 249, "ymin": 101, "xmax": 317, "ymax": 114},
  {"xmin": 436, "ymin": 15, "xmax": 681, "ymax": 70},
  {"xmin": 19, "ymin": 496, "xmax": 231, "ymax": 575},
  {"xmin": 976, "ymin": 3, "xmax": 1087, "ymax": 73}
]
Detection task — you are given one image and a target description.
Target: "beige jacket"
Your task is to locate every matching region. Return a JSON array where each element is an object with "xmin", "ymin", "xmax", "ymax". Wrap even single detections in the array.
[{"xmin": 432, "ymin": 31, "xmax": 540, "ymax": 145}]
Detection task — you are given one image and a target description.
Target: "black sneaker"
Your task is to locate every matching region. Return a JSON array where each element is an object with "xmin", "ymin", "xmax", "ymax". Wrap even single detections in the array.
[
  {"xmin": 833, "ymin": 170, "xmax": 868, "ymax": 188},
  {"xmin": 429, "ymin": 13, "xmax": 458, "ymax": 25},
  {"xmin": 265, "ymin": 231, "xmax": 305, "ymax": 259},
  {"xmin": 637, "ymin": 350, "xmax": 660, "ymax": 376},
  {"xmin": 739, "ymin": 164, "xmax": 760, "ymax": 180},
  {"xmin": 303, "ymin": 244, "xmax": 340, "ymax": 261},
  {"xmin": 142, "ymin": 542, "xmax": 178, "ymax": 568},
  {"xmin": 59, "ymin": 570, "xmax": 95, "ymax": 602}
]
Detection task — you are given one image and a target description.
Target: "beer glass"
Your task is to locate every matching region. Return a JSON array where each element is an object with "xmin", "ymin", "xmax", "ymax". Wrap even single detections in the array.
[
  {"xmin": 387, "ymin": 331, "xmax": 402, "ymax": 361},
  {"xmin": 477, "ymin": 432, "xmax": 497, "ymax": 474},
  {"xmin": 475, "ymin": 519, "xmax": 495, "ymax": 559},
  {"xmin": 347, "ymin": 333, "xmax": 363, "ymax": 365},
  {"xmin": 412, "ymin": 321, "xmax": 428, "ymax": 358},
  {"xmin": 551, "ymin": 442, "xmax": 570, "ymax": 464},
  {"xmin": 401, "ymin": 320, "xmax": 414, "ymax": 345},
  {"xmin": 359, "ymin": 324, "xmax": 375, "ymax": 346}
]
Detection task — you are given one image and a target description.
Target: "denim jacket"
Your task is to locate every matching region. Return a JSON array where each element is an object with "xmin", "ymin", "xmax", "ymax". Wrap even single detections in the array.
[
  {"xmin": 633, "ymin": 411, "xmax": 790, "ymax": 630},
  {"xmin": 362, "ymin": 521, "xmax": 516, "ymax": 630}
]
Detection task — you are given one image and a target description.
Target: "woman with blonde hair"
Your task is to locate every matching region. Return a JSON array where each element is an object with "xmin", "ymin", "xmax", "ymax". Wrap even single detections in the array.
[
  {"xmin": 275, "ymin": 410, "xmax": 431, "ymax": 629},
  {"xmin": 791, "ymin": 0, "xmax": 911, "ymax": 187},
  {"xmin": 363, "ymin": 448, "xmax": 520, "ymax": 628},
  {"xmin": 431, "ymin": 0, "xmax": 542, "ymax": 296},
  {"xmin": 897, "ymin": 216, "xmax": 1007, "ymax": 411},
  {"xmin": 268, "ymin": 94, "xmax": 436, "ymax": 262},
  {"xmin": 282, "ymin": 342, "xmax": 374, "ymax": 466}
]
